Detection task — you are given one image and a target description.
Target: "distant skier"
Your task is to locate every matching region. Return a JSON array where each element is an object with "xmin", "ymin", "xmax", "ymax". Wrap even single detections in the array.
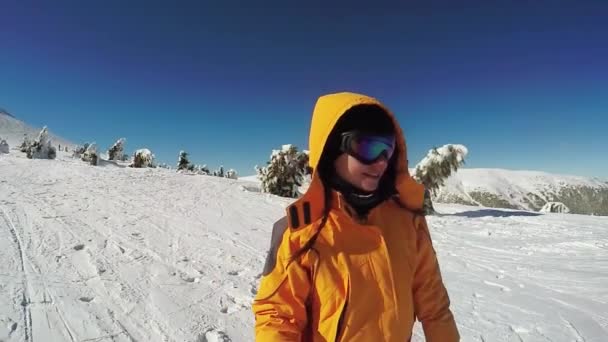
[{"xmin": 253, "ymin": 92, "xmax": 459, "ymax": 341}]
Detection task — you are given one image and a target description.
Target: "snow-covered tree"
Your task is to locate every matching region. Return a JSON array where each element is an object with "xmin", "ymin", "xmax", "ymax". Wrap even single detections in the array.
[
  {"xmin": 413, "ymin": 144, "xmax": 468, "ymax": 215},
  {"xmin": 72, "ymin": 146, "xmax": 83, "ymax": 158},
  {"xmin": 107, "ymin": 138, "xmax": 126, "ymax": 161},
  {"xmin": 19, "ymin": 136, "xmax": 30, "ymax": 152},
  {"xmin": 225, "ymin": 169, "xmax": 238, "ymax": 179},
  {"xmin": 196, "ymin": 164, "xmax": 210, "ymax": 175},
  {"xmin": 422, "ymin": 188, "xmax": 435, "ymax": 216},
  {"xmin": 0, "ymin": 138, "xmax": 8, "ymax": 154},
  {"xmin": 81, "ymin": 143, "xmax": 98, "ymax": 165},
  {"xmin": 540, "ymin": 202, "xmax": 570, "ymax": 214},
  {"xmin": 256, "ymin": 144, "xmax": 309, "ymax": 198},
  {"xmin": 215, "ymin": 165, "xmax": 224, "ymax": 178},
  {"xmin": 177, "ymin": 151, "xmax": 190, "ymax": 171},
  {"xmin": 26, "ymin": 126, "xmax": 56, "ymax": 159},
  {"xmin": 130, "ymin": 149, "xmax": 155, "ymax": 168}
]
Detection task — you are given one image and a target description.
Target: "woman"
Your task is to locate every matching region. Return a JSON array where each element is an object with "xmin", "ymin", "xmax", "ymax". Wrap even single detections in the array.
[{"xmin": 253, "ymin": 92, "xmax": 459, "ymax": 341}]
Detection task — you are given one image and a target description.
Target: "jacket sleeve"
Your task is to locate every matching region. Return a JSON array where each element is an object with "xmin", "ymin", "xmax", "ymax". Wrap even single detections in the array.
[
  {"xmin": 252, "ymin": 217, "xmax": 311, "ymax": 341},
  {"xmin": 412, "ymin": 215, "xmax": 460, "ymax": 342}
]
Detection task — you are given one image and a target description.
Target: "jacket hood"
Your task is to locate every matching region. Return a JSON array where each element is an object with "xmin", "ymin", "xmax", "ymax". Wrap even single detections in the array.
[
  {"xmin": 308, "ymin": 92, "xmax": 407, "ymax": 174},
  {"xmin": 287, "ymin": 92, "xmax": 424, "ymax": 229}
]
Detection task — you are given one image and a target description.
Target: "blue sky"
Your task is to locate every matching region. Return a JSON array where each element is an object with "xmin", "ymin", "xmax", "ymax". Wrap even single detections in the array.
[{"xmin": 1, "ymin": 1, "xmax": 607, "ymax": 178}]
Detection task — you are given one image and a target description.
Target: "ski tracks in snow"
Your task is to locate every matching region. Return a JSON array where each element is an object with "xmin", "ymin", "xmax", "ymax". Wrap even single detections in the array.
[
  {"xmin": 1, "ymin": 157, "xmax": 275, "ymax": 341},
  {"xmin": 0, "ymin": 203, "xmax": 83, "ymax": 342},
  {"xmin": 0, "ymin": 205, "xmax": 33, "ymax": 342}
]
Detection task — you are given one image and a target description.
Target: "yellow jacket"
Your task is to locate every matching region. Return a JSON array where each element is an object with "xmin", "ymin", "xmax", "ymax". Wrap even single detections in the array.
[{"xmin": 253, "ymin": 92, "xmax": 459, "ymax": 341}]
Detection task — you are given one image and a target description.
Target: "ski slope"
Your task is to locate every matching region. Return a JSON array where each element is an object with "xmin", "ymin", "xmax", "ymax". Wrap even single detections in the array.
[{"xmin": 1, "ymin": 151, "xmax": 607, "ymax": 341}]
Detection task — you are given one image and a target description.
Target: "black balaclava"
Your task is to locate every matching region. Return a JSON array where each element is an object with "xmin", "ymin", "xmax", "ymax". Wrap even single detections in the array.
[{"xmin": 318, "ymin": 104, "xmax": 397, "ymax": 218}]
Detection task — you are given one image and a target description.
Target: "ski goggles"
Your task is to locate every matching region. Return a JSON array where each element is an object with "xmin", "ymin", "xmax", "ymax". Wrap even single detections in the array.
[{"xmin": 339, "ymin": 131, "xmax": 396, "ymax": 165}]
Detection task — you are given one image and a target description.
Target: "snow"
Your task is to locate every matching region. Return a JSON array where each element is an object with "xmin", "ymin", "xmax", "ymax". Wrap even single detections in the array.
[
  {"xmin": 1, "ymin": 151, "xmax": 606, "ymax": 341},
  {"xmin": 238, "ymin": 175, "xmax": 259, "ymax": 183}
]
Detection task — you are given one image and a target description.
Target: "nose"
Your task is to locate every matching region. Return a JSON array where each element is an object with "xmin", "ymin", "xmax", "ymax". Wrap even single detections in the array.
[{"xmin": 369, "ymin": 155, "xmax": 389, "ymax": 170}]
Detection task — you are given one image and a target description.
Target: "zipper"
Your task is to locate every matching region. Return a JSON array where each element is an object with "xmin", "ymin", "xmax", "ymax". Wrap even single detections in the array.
[
  {"xmin": 334, "ymin": 275, "xmax": 350, "ymax": 342},
  {"xmin": 335, "ymin": 300, "xmax": 348, "ymax": 342}
]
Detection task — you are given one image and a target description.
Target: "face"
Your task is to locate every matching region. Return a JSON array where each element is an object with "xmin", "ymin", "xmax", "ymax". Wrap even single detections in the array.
[{"xmin": 333, "ymin": 153, "xmax": 390, "ymax": 192}]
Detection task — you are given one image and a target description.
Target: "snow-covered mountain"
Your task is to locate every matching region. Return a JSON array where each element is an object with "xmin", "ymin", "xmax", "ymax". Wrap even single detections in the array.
[
  {"xmin": 0, "ymin": 110, "xmax": 76, "ymax": 150},
  {"xmin": 1, "ymin": 151, "xmax": 607, "ymax": 341},
  {"xmin": 433, "ymin": 168, "xmax": 608, "ymax": 216},
  {"xmin": 245, "ymin": 168, "xmax": 608, "ymax": 216}
]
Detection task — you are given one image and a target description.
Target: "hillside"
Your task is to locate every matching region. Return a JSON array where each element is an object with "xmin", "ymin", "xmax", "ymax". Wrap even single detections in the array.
[
  {"xmin": 434, "ymin": 168, "xmax": 608, "ymax": 215},
  {"xmin": 0, "ymin": 111, "xmax": 76, "ymax": 151}
]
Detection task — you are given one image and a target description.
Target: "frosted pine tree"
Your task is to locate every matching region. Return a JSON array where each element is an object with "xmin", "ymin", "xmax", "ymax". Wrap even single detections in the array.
[
  {"xmin": 72, "ymin": 144, "xmax": 85, "ymax": 158},
  {"xmin": 540, "ymin": 202, "xmax": 570, "ymax": 214},
  {"xmin": 191, "ymin": 164, "xmax": 209, "ymax": 174},
  {"xmin": 0, "ymin": 138, "xmax": 9, "ymax": 154},
  {"xmin": 413, "ymin": 144, "xmax": 468, "ymax": 215},
  {"xmin": 107, "ymin": 138, "xmax": 126, "ymax": 161},
  {"xmin": 26, "ymin": 126, "xmax": 57, "ymax": 159},
  {"xmin": 81, "ymin": 143, "xmax": 99, "ymax": 165},
  {"xmin": 225, "ymin": 169, "xmax": 238, "ymax": 179},
  {"xmin": 130, "ymin": 149, "xmax": 155, "ymax": 168},
  {"xmin": 256, "ymin": 144, "xmax": 309, "ymax": 198},
  {"xmin": 19, "ymin": 135, "xmax": 30, "ymax": 152},
  {"xmin": 198, "ymin": 164, "xmax": 210, "ymax": 175},
  {"xmin": 216, "ymin": 166, "xmax": 225, "ymax": 178},
  {"xmin": 177, "ymin": 151, "xmax": 190, "ymax": 171}
]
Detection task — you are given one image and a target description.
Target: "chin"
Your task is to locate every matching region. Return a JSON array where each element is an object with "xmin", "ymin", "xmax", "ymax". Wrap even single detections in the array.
[{"xmin": 359, "ymin": 183, "xmax": 379, "ymax": 193}]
